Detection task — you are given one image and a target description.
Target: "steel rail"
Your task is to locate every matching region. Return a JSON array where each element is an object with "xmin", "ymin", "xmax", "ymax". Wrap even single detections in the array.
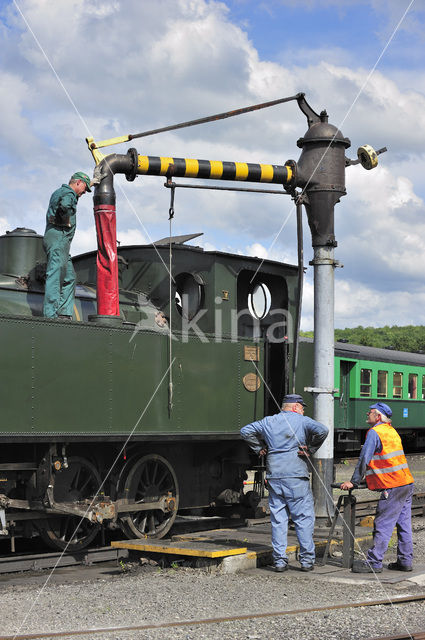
[
  {"xmin": 369, "ymin": 633, "xmax": 425, "ymax": 640},
  {"xmin": 0, "ymin": 546, "xmax": 128, "ymax": 574},
  {"xmin": 3, "ymin": 594, "xmax": 425, "ymax": 640}
]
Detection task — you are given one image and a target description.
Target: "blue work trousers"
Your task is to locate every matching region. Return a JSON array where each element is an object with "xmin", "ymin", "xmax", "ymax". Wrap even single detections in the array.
[
  {"xmin": 267, "ymin": 477, "xmax": 315, "ymax": 568},
  {"xmin": 43, "ymin": 228, "xmax": 76, "ymax": 318},
  {"xmin": 367, "ymin": 483, "xmax": 414, "ymax": 568}
]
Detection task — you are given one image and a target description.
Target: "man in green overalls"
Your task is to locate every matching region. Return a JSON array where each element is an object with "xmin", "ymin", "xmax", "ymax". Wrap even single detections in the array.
[{"xmin": 43, "ymin": 172, "xmax": 92, "ymax": 319}]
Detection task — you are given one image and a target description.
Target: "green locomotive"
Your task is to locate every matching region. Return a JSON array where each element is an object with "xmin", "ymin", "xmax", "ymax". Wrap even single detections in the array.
[{"xmin": 0, "ymin": 226, "xmax": 298, "ymax": 549}]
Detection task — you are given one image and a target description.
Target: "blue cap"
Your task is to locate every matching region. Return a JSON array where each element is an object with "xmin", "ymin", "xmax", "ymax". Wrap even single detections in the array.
[
  {"xmin": 370, "ymin": 402, "xmax": 392, "ymax": 418},
  {"xmin": 283, "ymin": 394, "xmax": 307, "ymax": 407}
]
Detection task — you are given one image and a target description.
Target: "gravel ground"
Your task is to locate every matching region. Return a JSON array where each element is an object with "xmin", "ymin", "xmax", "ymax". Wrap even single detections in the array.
[
  {"xmin": 2, "ymin": 518, "xmax": 424, "ymax": 639},
  {"xmin": 2, "ymin": 455, "xmax": 424, "ymax": 640}
]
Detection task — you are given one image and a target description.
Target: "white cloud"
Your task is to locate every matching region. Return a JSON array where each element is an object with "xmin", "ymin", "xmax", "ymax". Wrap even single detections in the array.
[
  {"xmin": 0, "ymin": 217, "xmax": 11, "ymax": 236},
  {"xmin": 1, "ymin": 0, "xmax": 425, "ymax": 328},
  {"xmin": 116, "ymin": 228, "xmax": 148, "ymax": 247}
]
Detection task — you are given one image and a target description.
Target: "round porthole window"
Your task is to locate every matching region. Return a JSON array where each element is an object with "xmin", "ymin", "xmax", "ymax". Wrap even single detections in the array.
[
  {"xmin": 248, "ymin": 282, "xmax": 271, "ymax": 320},
  {"xmin": 175, "ymin": 273, "xmax": 204, "ymax": 320}
]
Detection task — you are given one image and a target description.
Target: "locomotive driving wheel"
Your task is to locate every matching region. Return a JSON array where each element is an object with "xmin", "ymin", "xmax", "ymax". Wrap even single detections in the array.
[
  {"xmin": 118, "ymin": 454, "xmax": 179, "ymax": 539},
  {"xmin": 39, "ymin": 456, "xmax": 101, "ymax": 551}
]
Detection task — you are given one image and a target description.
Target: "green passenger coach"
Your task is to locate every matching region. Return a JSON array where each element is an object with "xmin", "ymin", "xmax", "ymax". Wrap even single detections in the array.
[{"xmin": 297, "ymin": 338, "xmax": 425, "ymax": 452}]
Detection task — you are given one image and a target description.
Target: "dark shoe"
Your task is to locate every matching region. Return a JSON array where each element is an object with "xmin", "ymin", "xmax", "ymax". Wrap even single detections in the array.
[
  {"xmin": 58, "ymin": 315, "xmax": 72, "ymax": 320},
  {"xmin": 300, "ymin": 565, "xmax": 314, "ymax": 572},
  {"xmin": 352, "ymin": 562, "xmax": 382, "ymax": 574},
  {"xmin": 388, "ymin": 561, "xmax": 412, "ymax": 572},
  {"xmin": 274, "ymin": 565, "xmax": 288, "ymax": 573}
]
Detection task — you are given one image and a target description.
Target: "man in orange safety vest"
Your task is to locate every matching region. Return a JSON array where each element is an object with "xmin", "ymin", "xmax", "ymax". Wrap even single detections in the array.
[{"xmin": 340, "ymin": 402, "xmax": 414, "ymax": 573}]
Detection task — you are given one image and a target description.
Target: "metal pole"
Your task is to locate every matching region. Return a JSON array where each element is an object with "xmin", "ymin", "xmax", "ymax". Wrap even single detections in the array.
[
  {"xmin": 311, "ymin": 245, "xmax": 335, "ymax": 521},
  {"xmin": 295, "ymin": 113, "xmax": 350, "ymax": 524}
]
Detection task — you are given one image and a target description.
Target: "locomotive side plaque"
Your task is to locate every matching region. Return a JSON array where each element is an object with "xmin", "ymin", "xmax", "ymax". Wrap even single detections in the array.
[
  {"xmin": 243, "ymin": 373, "xmax": 261, "ymax": 392},
  {"xmin": 244, "ymin": 345, "xmax": 260, "ymax": 362}
]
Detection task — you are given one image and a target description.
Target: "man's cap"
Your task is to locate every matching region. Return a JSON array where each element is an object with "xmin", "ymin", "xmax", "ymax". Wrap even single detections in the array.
[
  {"xmin": 72, "ymin": 171, "xmax": 92, "ymax": 192},
  {"xmin": 370, "ymin": 402, "xmax": 392, "ymax": 418},
  {"xmin": 283, "ymin": 394, "xmax": 307, "ymax": 407}
]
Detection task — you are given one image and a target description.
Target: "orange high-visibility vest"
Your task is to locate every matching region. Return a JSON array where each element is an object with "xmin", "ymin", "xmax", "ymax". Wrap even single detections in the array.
[{"xmin": 365, "ymin": 423, "xmax": 414, "ymax": 490}]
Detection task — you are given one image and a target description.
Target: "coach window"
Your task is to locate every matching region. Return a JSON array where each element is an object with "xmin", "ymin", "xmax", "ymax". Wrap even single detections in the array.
[
  {"xmin": 377, "ymin": 370, "xmax": 387, "ymax": 397},
  {"xmin": 360, "ymin": 369, "xmax": 372, "ymax": 397},
  {"xmin": 393, "ymin": 372, "xmax": 403, "ymax": 398},
  {"xmin": 408, "ymin": 373, "xmax": 418, "ymax": 399}
]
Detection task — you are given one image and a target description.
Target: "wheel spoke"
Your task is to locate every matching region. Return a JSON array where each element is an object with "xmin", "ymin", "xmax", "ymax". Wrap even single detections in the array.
[
  {"xmin": 150, "ymin": 461, "xmax": 159, "ymax": 484},
  {"xmin": 156, "ymin": 469, "xmax": 169, "ymax": 489},
  {"xmin": 71, "ymin": 465, "xmax": 81, "ymax": 491},
  {"xmin": 79, "ymin": 473, "xmax": 93, "ymax": 495}
]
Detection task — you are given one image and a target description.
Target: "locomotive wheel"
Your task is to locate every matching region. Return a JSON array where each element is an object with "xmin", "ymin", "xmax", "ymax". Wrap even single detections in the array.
[
  {"xmin": 39, "ymin": 456, "xmax": 101, "ymax": 551},
  {"xmin": 118, "ymin": 454, "xmax": 179, "ymax": 539}
]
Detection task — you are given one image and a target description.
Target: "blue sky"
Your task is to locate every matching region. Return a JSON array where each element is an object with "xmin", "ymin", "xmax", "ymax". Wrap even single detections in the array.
[{"xmin": 0, "ymin": 0, "xmax": 424, "ymax": 329}]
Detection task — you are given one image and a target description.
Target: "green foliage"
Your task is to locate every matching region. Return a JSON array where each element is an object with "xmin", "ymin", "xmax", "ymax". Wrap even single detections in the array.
[
  {"xmin": 301, "ymin": 326, "xmax": 425, "ymax": 353},
  {"xmin": 300, "ymin": 330, "xmax": 314, "ymax": 339}
]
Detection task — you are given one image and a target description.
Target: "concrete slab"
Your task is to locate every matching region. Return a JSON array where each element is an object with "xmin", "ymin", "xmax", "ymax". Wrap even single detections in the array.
[{"xmin": 111, "ymin": 538, "xmax": 247, "ymax": 559}]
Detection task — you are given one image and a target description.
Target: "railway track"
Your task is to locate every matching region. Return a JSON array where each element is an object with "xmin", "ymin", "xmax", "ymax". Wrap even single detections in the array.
[
  {"xmin": 1, "ymin": 593, "xmax": 424, "ymax": 640},
  {"xmin": 0, "ymin": 545, "xmax": 129, "ymax": 574},
  {"xmin": 0, "ymin": 494, "xmax": 424, "ymax": 574},
  {"xmin": 370, "ymin": 633, "xmax": 425, "ymax": 640}
]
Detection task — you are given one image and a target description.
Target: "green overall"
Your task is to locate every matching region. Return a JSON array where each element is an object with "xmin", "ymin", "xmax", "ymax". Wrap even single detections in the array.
[{"xmin": 43, "ymin": 184, "xmax": 77, "ymax": 318}]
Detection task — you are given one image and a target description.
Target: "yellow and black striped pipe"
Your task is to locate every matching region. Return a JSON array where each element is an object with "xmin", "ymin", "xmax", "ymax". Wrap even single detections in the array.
[{"xmin": 136, "ymin": 155, "xmax": 293, "ymax": 185}]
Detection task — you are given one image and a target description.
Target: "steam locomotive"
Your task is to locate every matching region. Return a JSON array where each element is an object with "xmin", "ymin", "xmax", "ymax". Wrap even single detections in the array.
[{"xmin": 0, "ymin": 226, "xmax": 297, "ymax": 550}]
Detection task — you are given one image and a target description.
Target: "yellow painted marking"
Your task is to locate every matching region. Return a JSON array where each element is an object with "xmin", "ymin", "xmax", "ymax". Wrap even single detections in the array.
[
  {"xmin": 138, "ymin": 156, "xmax": 149, "ymax": 173},
  {"xmin": 95, "ymin": 135, "xmax": 130, "ymax": 149},
  {"xmin": 235, "ymin": 162, "xmax": 249, "ymax": 180},
  {"xmin": 184, "ymin": 158, "xmax": 199, "ymax": 177},
  {"xmin": 209, "ymin": 161, "xmax": 223, "ymax": 179},
  {"xmin": 286, "ymin": 166, "xmax": 292, "ymax": 182},
  {"xmin": 260, "ymin": 164, "xmax": 274, "ymax": 182},
  {"xmin": 111, "ymin": 540, "xmax": 247, "ymax": 558},
  {"xmin": 73, "ymin": 304, "xmax": 81, "ymax": 322},
  {"xmin": 160, "ymin": 157, "xmax": 175, "ymax": 174}
]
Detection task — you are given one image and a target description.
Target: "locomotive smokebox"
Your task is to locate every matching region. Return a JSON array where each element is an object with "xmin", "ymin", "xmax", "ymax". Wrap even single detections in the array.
[
  {"xmin": 296, "ymin": 115, "xmax": 350, "ymax": 247},
  {"xmin": 0, "ymin": 227, "xmax": 45, "ymax": 278}
]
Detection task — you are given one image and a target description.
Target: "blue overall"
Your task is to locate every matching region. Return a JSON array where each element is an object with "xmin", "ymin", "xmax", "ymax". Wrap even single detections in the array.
[
  {"xmin": 367, "ymin": 484, "xmax": 414, "ymax": 568},
  {"xmin": 241, "ymin": 411, "xmax": 328, "ymax": 568},
  {"xmin": 351, "ymin": 427, "xmax": 414, "ymax": 569},
  {"xmin": 43, "ymin": 184, "xmax": 77, "ymax": 318}
]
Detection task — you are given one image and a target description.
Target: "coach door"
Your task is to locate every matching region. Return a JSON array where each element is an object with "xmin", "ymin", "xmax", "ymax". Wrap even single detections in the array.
[{"xmin": 339, "ymin": 360, "xmax": 355, "ymax": 427}]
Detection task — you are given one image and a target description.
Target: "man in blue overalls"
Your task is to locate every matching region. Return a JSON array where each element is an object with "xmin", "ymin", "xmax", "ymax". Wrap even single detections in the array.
[
  {"xmin": 43, "ymin": 172, "xmax": 91, "ymax": 319},
  {"xmin": 241, "ymin": 394, "xmax": 328, "ymax": 572}
]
